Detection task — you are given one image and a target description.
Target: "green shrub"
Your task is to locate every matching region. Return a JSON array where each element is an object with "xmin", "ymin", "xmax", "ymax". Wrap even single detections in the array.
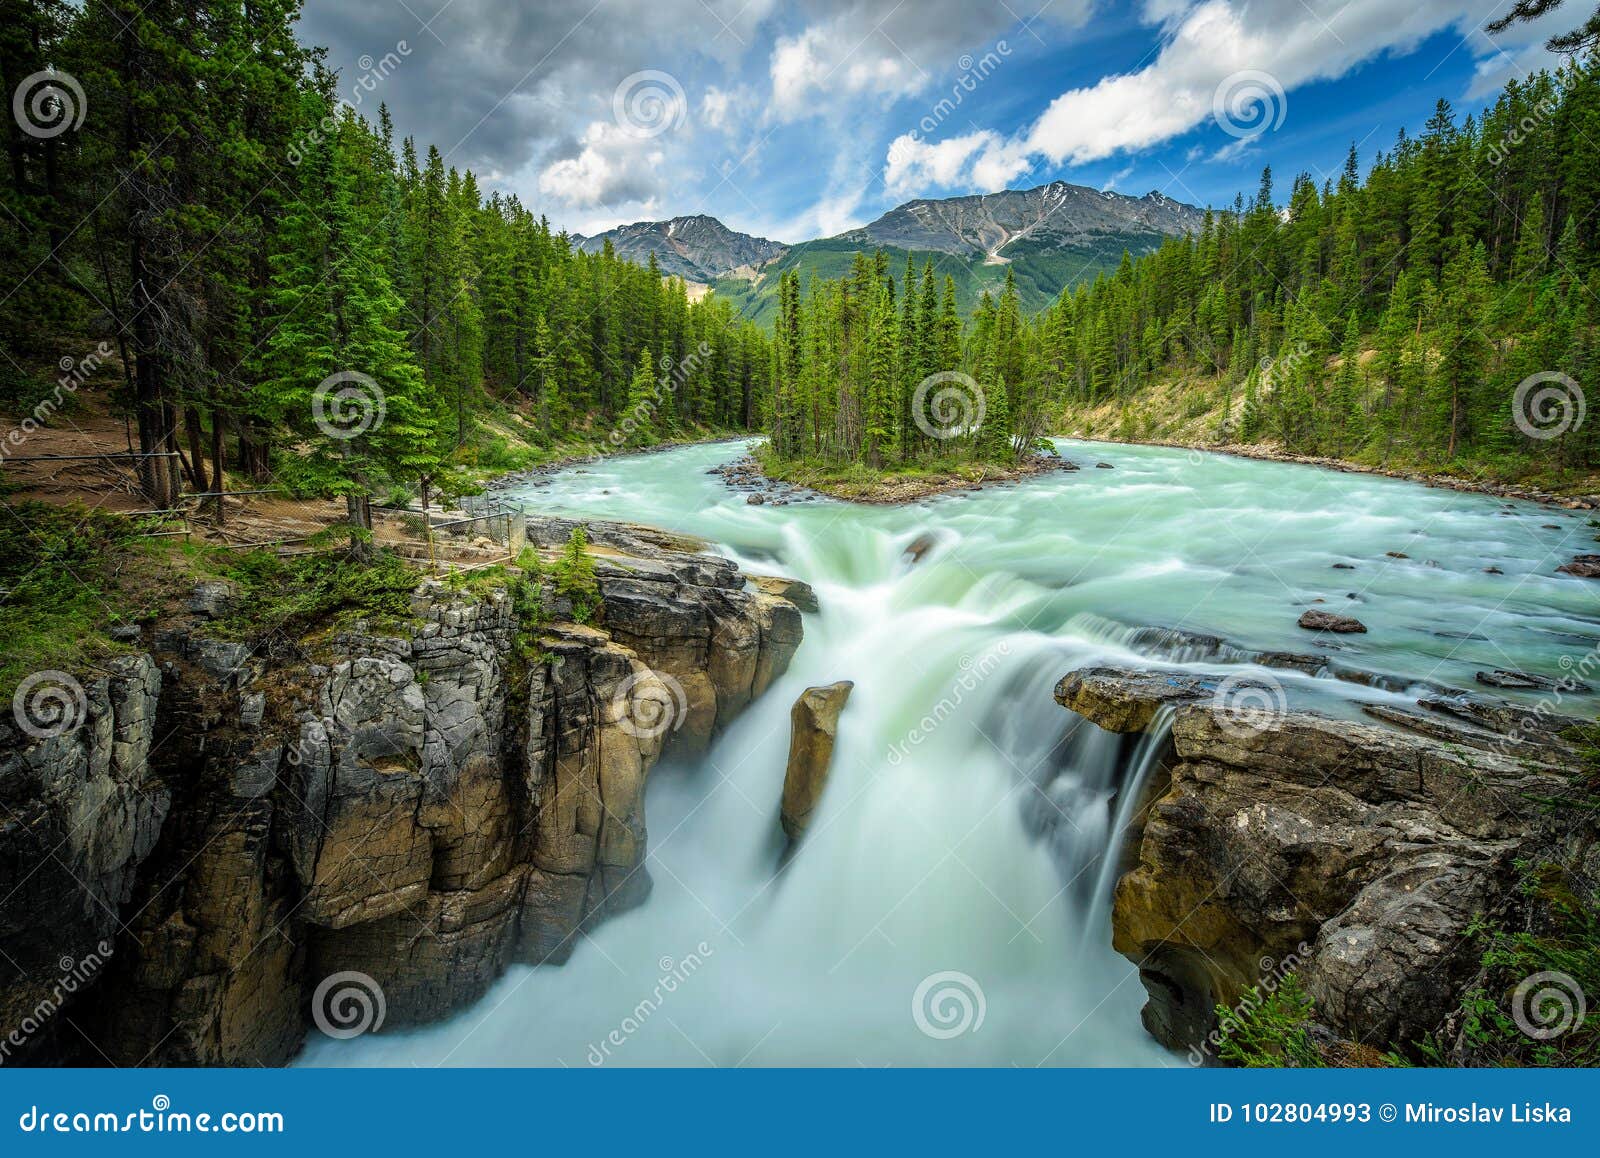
[
  {"xmin": 1215, "ymin": 973, "xmax": 1323, "ymax": 1068},
  {"xmin": 1443, "ymin": 865, "xmax": 1599, "ymax": 1067},
  {"xmin": 216, "ymin": 547, "xmax": 419, "ymax": 640}
]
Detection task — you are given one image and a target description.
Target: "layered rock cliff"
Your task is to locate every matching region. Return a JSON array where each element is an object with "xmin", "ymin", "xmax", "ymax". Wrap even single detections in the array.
[
  {"xmin": 1056, "ymin": 667, "xmax": 1598, "ymax": 1062},
  {"xmin": 0, "ymin": 522, "xmax": 803, "ymax": 1065}
]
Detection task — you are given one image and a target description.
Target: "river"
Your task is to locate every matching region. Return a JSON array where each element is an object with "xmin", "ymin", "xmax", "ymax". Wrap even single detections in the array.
[{"xmin": 300, "ymin": 439, "xmax": 1598, "ymax": 1066}]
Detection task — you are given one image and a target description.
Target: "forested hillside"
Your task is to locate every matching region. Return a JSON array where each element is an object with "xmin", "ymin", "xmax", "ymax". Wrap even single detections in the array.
[
  {"xmin": 2, "ymin": 0, "xmax": 771, "ymax": 526},
  {"xmin": 8, "ymin": 0, "xmax": 1600, "ymax": 517},
  {"xmin": 749, "ymin": 58, "xmax": 1600, "ymax": 489},
  {"xmin": 1047, "ymin": 59, "xmax": 1600, "ymax": 482}
]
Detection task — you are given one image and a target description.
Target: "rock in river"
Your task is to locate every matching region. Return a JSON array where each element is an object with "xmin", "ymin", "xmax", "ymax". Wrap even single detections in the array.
[
  {"xmin": 779, "ymin": 681, "xmax": 854, "ymax": 841},
  {"xmin": 1297, "ymin": 609, "xmax": 1367, "ymax": 633}
]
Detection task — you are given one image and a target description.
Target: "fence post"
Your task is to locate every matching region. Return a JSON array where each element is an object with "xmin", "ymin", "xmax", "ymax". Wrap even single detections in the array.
[{"xmin": 508, "ymin": 512, "xmax": 526, "ymax": 556}]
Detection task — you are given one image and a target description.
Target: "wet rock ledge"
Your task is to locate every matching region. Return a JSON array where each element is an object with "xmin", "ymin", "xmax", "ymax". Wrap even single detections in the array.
[
  {"xmin": 0, "ymin": 520, "xmax": 805, "ymax": 1065},
  {"xmin": 1055, "ymin": 667, "xmax": 1598, "ymax": 1061}
]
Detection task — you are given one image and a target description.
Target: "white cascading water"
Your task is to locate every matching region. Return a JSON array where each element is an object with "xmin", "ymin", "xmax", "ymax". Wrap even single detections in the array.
[{"xmin": 301, "ymin": 439, "xmax": 1599, "ymax": 1067}]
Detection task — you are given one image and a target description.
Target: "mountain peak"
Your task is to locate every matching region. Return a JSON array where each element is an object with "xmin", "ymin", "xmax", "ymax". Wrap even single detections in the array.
[
  {"xmin": 572, "ymin": 215, "xmax": 786, "ymax": 282},
  {"xmin": 842, "ymin": 180, "xmax": 1205, "ymax": 259}
]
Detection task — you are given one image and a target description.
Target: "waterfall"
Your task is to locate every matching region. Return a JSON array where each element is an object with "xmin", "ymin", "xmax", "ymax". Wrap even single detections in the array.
[
  {"xmin": 301, "ymin": 438, "xmax": 1596, "ymax": 1068},
  {"xmin": 1084, "ymin": 705, "xmax": 1176, "ymax": 941}
]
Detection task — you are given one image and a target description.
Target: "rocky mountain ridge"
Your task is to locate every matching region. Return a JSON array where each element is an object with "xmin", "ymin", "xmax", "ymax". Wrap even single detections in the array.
[
  {"xmin": 571, "ymin": 214, "xmax": 788, "ymax": 283},
  {"xmin": 843, "ymin": 183, "xmax": 1207, "ymax": 261},
  {"xmin": 569, "ymin": 181, "xmax": 1208, "ymax": 317}
]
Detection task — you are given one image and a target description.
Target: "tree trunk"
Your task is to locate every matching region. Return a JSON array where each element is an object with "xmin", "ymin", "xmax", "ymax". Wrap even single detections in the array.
[
  {"xmin": 344, "ymin": 493, "xmax": 373, "ymax": 561},
  {"xmin": 209, "ymin": 390, "xmax": 226, "ymax": 527},
  {"xmin": 183, "ymin": 405, "xmax": 207, "ymax": 493}
]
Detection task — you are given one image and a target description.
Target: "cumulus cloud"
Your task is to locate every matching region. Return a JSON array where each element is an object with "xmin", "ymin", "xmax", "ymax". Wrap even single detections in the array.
[
  {"xmin": 767, "ymin": 0, "xmax": 1091, "ymax": 122},
  {"xmin": 536, "ymin": 120, "xmax": 667, "ymax": 207},
  {"xmin": 883, "ymin": 0, "xmax": 1510, "ymax": 196}
]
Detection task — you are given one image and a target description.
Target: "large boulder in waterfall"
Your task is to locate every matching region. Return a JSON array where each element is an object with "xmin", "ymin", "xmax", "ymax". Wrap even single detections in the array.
[
  {"xmin": 749, "ymin": 574, "xmax": 819, "ymax": 613},
  {"xmin": 780, "ymin": 681, "xmax": 854, "ymax": 841}
]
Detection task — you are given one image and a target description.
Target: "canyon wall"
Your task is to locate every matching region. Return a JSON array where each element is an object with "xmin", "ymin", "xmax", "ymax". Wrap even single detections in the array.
[
  {"xmin": 1057, "ymin": 667, "xmax": 1598, "ymax": 1062},
  {"xmin": 0, "ymin": 524, "xmax": 803, "ymax": 1065}
]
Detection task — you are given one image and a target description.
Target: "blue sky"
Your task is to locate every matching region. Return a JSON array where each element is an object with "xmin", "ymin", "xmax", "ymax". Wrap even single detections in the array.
[{"xmin": 299, "ymin": 0, "xmax": 1578, "ymax": 242}]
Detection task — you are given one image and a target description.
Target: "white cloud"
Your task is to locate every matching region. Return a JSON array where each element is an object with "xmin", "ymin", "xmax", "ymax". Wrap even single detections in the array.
[
  {"xmin": 884, "ymin": 0, "xmax": 1502, "ymax": 195},
  {"xmin": 701, "ymin": 86, "xmax": 734, "ymax": 131},
  {"xmin": 768, "ymin": 0, "xmax": 1091, "ymax": 123},
  {"xmin": 1101, "ymin": 163, "xmax": 1135, "ymax": 191},
  {"xmin": 537, "ymin": 120, "xmax": 667, "ymax": 208}
]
